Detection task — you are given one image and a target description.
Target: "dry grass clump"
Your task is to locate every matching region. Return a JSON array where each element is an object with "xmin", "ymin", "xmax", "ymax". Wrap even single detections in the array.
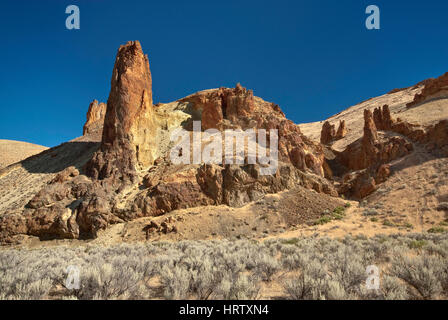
[{"xmin": 0, "ymin": 233, "xmax": 447, "ymax": 300}]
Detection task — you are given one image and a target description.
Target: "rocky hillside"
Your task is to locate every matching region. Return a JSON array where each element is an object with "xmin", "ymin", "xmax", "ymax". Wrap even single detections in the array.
[{"xmin": 0, "ymin": 40, "xmax": 447, "ymax": 245}]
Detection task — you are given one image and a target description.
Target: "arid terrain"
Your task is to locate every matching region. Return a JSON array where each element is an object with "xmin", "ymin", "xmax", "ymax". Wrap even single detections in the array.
[
  {"xmin": 0, "ymin": 41, "xmax": 447, "ymax": 300},
  {"xmin": 0, "ymin": 140, "xmax": 47, "ymax": 170}
]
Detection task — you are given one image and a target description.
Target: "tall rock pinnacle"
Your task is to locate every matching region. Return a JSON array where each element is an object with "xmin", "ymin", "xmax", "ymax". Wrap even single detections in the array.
[{"xmin": 86, "ymin": 41, "xmax": 157, "ymax": 181}]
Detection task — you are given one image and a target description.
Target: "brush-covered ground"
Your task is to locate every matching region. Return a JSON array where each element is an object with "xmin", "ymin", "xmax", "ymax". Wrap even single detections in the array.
[{"xmin": 1, "ymin": 232, "xmax": 447, "ymax": 300}]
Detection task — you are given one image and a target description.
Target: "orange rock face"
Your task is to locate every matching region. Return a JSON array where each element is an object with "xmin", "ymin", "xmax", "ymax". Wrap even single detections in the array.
[
  {"xmin": 320, "ymin": 121, "xmax": 336, "ymax": 144},
  {"xmin": 179, "ymin": 83, "xmax": 256, "ymax": 131},
  {"xmin": 335, "ymin": 120, "xmax": 347, "ymax": 140},
  {"xmin": 180, "ymin": 84, "xmax": 328, "ymax": 177},
  {"xmin": 373, "ymin": 105, "xmax": 393, "ymax": 130},
  {"xmin": 320, "ymin": 120, "xmax": 346, "ymax": 144},
  {"xmin": 83, "ymin": 100, "xmax": 107, "ymax": 136},
  {"xmin": 87, "ymin": 41, "xmax": 158, "ymax": 181},
  {"xmin": 340, "ymin": 109, "xmax": 413, "ymax": 172}
]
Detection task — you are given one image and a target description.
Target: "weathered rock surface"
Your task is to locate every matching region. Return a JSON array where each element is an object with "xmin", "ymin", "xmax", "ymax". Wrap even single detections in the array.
[
  {"xmin": 335, "ymin": 120, "xmax": 347, "ymax": 140},
  {"xmin": 83, "ymin": 100, "xmax": 107, "ymax": 136},
  {"xmin": 180, "ymin": 84, "xmax": 328, "ymax": 177},
  {"xmin": 3, "ymin": 40, "xmax": 447, "ymax": 243},
  {"xmin": 335, "ymin": 109, "xmax": 413, "ymax": 198},
  {"xmin": 407, "ymin": 72, "xmax": 448, "ymax": 108},
  {"xmin": 320, "ymin": 120, "xmax": 346, "ymax": 144},
  {"xmin": 320, "ymin": 121, "xmax": 336, "ymax": 144},
  {"xmin": 86, "ymin": 41, "xmax": 158, "ymax": 182}
]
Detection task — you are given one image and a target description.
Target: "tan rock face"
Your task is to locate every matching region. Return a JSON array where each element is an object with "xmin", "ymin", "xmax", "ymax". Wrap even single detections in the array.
[
  {"xmin": 87, "ymin": 41, "xmax": 157, "ymax": 181},
  {"xmin": 83, "ymin": 100, "xmax": 107, "ymax": 136},
  {"xmin": 179, "ymin": 83, "xmax": 256, "ymax": 131},
  {"xmin": 180, "ymin": 84, "xmax": 327, "ymax": 177},
  {"xmin": 320, "ymin": 121, "xmax": 336, "ymax": 144},
  {"xmin": 335, "ymin": 120, "xmax": 347, "ymax": 140},
  {"xmin": 407, "ymin": 72, "xmax": 448, "ymax": 108},
  {"xmin": 320, "ymin": 120, "xmax": 346, "ymax": 144},
  {"xmin": 373, "ymin": 105, "xmax": 393, "ymax": 130},
  {"xmin": 339, "ymin": 109, "xmax": 412, "ymax": 172}
]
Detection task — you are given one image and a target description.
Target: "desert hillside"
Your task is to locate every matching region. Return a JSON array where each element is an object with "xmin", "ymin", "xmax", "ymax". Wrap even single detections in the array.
[
  {"xmin": 0, "ymin": 41, "xmax": 447, "ymax": 247},
  {"xmin": 0, "ymin": 140, "xmax": 48, "ymax": 169}
]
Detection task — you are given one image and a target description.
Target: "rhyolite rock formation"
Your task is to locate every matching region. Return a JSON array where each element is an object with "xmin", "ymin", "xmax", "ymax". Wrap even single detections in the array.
[
  {"xmin": 320, "ymin": 120, "xmax": 346, "ymax": 144},
  {"xmin": 0, "ymin": 40, "xmax": 337, "ymax": 242},
  {"xmin": 86, "ymin": 41, "xmax": 158, "ymax": 183},
  {"xmin": 407, "ymin": 72, "xmax": 448, "ymax": 108},
  {"xmin": 2, "ymin": 40, "xmax": 447, "ymax": 243},
  {"xmin": 83, "ymin": 100, "xmax": 107, "ymax": 136}
]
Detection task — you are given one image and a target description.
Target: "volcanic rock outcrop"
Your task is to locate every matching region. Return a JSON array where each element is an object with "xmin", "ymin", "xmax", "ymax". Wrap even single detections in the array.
[
  {"xmin": 333, "ymin": 103, "xmax": 448, "ymax": 198},
  {"xmin": 83, "ymin": 100, "xmax": 107, "ymax": 136},
  {"xmin": 407, "ymin": 72, "xmax": 448, "ymax": 108},
  {"xmin": 335, "ymin": 108, "xmax": 413, "ymax": 198},
  {"xmin": 86, "ymin": 41, "xmax": 158, "ymax": 183},
  {"xmin": 320, "ymin": 120, "xmax": 346, "ymax": 144},
  {"xmin": 179, "ymin": 85, "xmax": 327, "ymax": 177},
  {"xmin": 0, "ymin": 40, "xmax": 338, "ymax": 243}
]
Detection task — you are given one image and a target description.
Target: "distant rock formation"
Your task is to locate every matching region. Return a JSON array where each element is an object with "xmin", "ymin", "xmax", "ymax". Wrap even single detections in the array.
[
  {"xmin": 373, "ymin": 105, "xmax": 393, "ymax": 130},
  {"xmin": 335, "ymin": 120, "xmax": 347, "ymax": 140},
  {"xmin": 320, "ymin": 121, "xmax": 336, "ymax": 144},
  {"xmin": 320, "ymin": 120, "xmax": 347, "ymax": 144},
  {"xmin": 83, "ymin": 100, "xmax": 106, "ymax": 136},
  {"xmin": 407, "ymin": 72, "xmax": 448, "ymax": 108},
  {"xmin": 336, "ymin": 109, "xmax": 413, "ymax": 198}
]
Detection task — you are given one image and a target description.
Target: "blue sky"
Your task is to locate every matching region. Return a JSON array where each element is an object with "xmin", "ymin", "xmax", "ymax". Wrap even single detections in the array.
[{"xmin": 0, "ymin": 0, "xmax": 447, "ymax": 147}]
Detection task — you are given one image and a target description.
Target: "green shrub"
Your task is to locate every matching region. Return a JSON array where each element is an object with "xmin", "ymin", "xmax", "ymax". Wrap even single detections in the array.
[
  {"xmin": 408, "ymin": 240, "xmax": 427, "ymax": 249},
  {"xmin": 383, "ymin": 220, "xmax": 395, "ymax": 227},
  {"xmin": 314, "ymin": 215, "xmax": 333, "ymax": 225},
  {"xmin": 428, "ymin": 226, "xmax": 445, "ymax": 234}
]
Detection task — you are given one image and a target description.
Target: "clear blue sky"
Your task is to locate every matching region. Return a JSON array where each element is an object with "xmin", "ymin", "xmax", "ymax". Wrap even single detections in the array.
[{"xmin": 0, "ymin": 0, "xmax": 447, "ymax": 147}]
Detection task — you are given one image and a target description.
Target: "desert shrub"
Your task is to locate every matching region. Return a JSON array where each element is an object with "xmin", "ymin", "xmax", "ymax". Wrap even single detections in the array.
[
  {"xmin": 428, "ymin": 226, "xmax": 445, "ymax": 233},
  {"xmin": 218, "ymin": 273, "xmax": 260, "ymax": 300},
  {"xmin": 379, "ymin": 275, "xmax": 409, "ymax": 300},
  {"xmin": 390, "ymin": 253, "xmax": 444, "ymax": 299},
  {"xmin": 1, "ymin": 233, "xmax": 448, "ymax": 300},
  {"xmin": 408, "ymin": 240, "xmax": 427, "ymax": 250},
  {"xmin": 327, "ymin": 247, "xmax": 365, "ymax": 295},
  {"xmin": 363, "ymin": 209, "xmax": 379, "ymax": 216},
  {"xmin": 75, "ymin": 262, "xmax": 147, "ymax": 300},
  {"xmin": 314, "ymin": 215, "xmax": 332, "ymax": 225},
  {"xmin": 383, "ymin": 220, "xmax": 395, "ymax": 227},
  {"xmin": 282, "ymin": 260, "xmax": 351, "ymax": 300},
  {"xmin": 159, "ymin": 265, "xmax": 191, "ymax": 299},
  {"xmin": 253, "ymin": 253, "xmax": 280, "ymax": 281}
]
